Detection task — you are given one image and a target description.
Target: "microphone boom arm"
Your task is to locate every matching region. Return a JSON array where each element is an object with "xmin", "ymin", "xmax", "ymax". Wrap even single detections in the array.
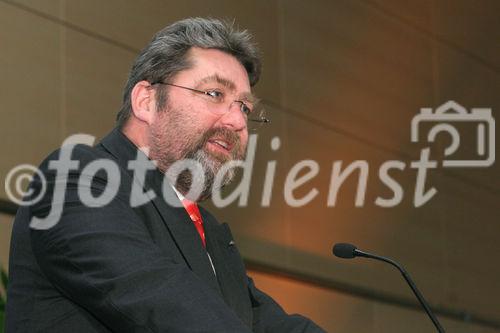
[{"xmin": 354, "ymin": 249, "xmax": 445, "ymax": 333}]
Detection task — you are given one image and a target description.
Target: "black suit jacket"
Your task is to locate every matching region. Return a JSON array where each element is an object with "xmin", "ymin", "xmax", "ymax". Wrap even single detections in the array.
[{"xmin": 6, "ymin": 128, "xmax": 325, "ymax": 332}]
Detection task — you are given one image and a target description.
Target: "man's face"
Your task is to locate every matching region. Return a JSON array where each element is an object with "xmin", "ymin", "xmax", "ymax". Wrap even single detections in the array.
[{"xmin": 149, "ymin": 47, "xmax": 253, "ymax": 200}]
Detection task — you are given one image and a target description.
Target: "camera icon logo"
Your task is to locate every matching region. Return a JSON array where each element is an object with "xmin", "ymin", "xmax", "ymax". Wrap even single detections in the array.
[{"xmin": 411, "ymin": 100, "xmax": 495, "ymax": 167}]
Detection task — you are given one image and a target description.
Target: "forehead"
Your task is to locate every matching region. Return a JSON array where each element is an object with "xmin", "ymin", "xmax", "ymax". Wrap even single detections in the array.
[{"xmin": 175, "ymin": 47, "xmax": 251, "ymax": 93}]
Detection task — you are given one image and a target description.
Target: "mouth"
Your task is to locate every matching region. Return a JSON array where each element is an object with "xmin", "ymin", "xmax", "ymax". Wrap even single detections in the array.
[{"xmin": 207, "ymin": 138, "xmax": 234, "ymax": 155}]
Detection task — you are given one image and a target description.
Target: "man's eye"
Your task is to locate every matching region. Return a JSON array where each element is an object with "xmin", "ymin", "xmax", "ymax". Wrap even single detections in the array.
[
  {"xmin": 240, "ymin": 102, "xmax": 252, "ymax": 116},
  {"xmin": 205, "ymin": 90, "xmax": 224, "ymax": 100}
]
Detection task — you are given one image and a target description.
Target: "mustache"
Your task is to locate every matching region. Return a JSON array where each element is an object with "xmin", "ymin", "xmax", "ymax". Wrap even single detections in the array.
[{"xmin": 197, "ymin": 127, "xmax": 244, "ymax": 159}]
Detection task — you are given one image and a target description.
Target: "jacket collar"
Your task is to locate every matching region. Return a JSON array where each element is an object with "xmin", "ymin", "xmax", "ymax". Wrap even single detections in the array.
[
  {"xmin": 98, "ymin": 128, "xmax": 222, "ymax": 295},
  {"xmin": 202, "ymin": 210, "xmax": 253, "ymax": 327}
]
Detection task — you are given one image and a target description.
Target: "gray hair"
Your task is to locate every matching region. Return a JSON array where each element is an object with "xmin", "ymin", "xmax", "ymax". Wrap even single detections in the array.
[{"xmin": 116, "ymin": 17, "xmax": 261, "ymax": 127}]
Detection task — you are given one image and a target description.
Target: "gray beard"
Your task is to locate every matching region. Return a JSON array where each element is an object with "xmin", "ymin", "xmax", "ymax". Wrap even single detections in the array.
[
  {"xmin": 173, "ymin": 147, "xmax": 237, "ymax": 202},
  {"xmin": 149, "ymin": 110, "xmax": 244, "ymax": 202}
]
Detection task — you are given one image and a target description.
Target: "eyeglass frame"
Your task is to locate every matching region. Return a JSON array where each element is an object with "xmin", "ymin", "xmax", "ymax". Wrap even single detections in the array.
[{"xmin": 150, "ymin": 81, "xmax": 270, "ymax": 125}]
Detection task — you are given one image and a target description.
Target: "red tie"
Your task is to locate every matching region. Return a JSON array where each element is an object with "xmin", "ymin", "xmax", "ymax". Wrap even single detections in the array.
[{"xmin": 181, "ymin": 199, "xmax": 206, "ymax": 248}]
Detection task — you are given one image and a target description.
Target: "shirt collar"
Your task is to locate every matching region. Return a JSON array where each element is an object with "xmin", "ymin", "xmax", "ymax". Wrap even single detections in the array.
[{"xmin": 171, "ymin": 185, "xmax": 185, "ymax": 201}]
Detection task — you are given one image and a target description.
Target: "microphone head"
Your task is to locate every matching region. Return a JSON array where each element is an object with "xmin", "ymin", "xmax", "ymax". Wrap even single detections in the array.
[{"xmin": 333, "ymin": 243, "xmax": 357, "ymax": 259}]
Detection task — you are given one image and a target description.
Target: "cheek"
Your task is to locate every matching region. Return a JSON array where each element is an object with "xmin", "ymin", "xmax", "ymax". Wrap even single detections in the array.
[
  {"xmin": 184, "ymin": 100, "xmax": 213, "ymax": 127},
  {"xmin": 169, "ymin": 101, "xmax": 202, "ymax": 129},
  {"xmin": 240, "ymin": 131, "xmax": 249, "ymax": 150}
]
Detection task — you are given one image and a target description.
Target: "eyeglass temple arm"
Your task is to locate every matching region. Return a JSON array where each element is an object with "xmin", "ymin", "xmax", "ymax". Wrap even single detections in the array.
[{"xmin": 249, "ymin": 117, "xmax": 270, "ymax": 123}]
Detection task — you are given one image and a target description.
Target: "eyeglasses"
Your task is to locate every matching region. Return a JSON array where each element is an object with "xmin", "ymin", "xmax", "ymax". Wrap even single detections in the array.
[{"xmin": 151, "ymin": 81, "xmax": 270, "ymax": 131}]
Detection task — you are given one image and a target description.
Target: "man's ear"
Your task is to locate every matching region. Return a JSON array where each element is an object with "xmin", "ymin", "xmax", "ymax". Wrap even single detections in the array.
[{"xmin": 130, "ymin": 81, "xmax": 156, "ymax": 125}]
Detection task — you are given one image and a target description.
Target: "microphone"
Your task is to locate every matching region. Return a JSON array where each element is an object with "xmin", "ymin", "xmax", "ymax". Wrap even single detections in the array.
[{"xmin": 332, "ymin": 243, "xmax": 445, "ymax": 333}]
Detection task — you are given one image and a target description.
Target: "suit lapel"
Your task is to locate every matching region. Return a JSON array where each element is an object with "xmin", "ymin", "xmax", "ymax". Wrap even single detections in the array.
[
  {"xmin": 148, "ymin": 175, "xmax": 222, "ymax": 295},
  {"xmin": 99, "ymin": 128, "xmax": 221, "ymax": 296},
  {"xmin": 202, "ymin": 211, "xmax": 253, "ymax": 327}
]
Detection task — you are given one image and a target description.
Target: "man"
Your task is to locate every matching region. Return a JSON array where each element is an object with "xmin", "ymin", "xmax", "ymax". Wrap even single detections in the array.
[{"xmin": 6, "ymin": 18, "xmax": 325, "ymax": 332}]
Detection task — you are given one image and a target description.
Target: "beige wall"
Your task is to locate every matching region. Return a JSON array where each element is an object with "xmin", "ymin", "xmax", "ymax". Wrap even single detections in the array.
[
  {"xmin": 249, "ymin": 270, "xmax": 500, "ymax": 333},
  {"xmin": 0, "ymin": 214, "xmax": 13, "ymax": 270},
  {"xmin": 1, "ymin": 0, "xmax": 499, "ymax": 332}
]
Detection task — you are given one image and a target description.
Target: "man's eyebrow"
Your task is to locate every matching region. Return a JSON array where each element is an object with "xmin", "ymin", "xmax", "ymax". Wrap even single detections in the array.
[
  {"xmin": 195, "ymin": 74, "xmax": 235, "ymax": 90},
  {"xmin": 195, "ymin": 74, "xmax": 259, "ymax": 103},
  {"xmin": 240, "ymin": 92, "xmax": 260, "ymax": 105}
]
